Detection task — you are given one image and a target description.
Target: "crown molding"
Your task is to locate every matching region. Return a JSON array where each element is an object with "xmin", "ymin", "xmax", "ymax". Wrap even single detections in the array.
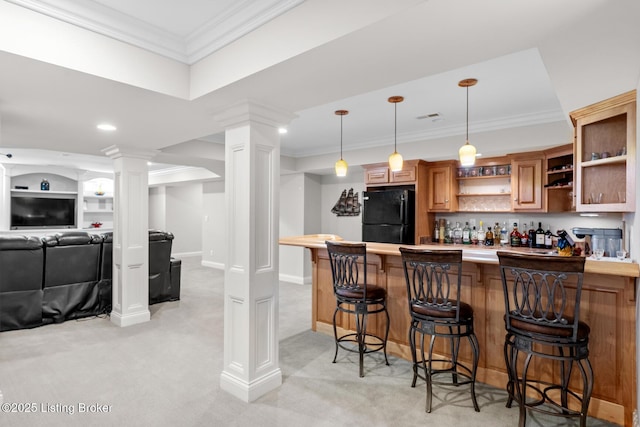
[
  {"xmin": 283, "ymin": 109, "xmax": 567, "ymax": 158},
  {"xmin": 7, "ymin": 0, "xmax": 305, "ymax": 64}
]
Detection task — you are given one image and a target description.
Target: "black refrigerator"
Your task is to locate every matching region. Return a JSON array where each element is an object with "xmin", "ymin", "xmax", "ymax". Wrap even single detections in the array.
[{"xmin": 362, "ymin": 188, "xmax": 415, "ymax": 244}]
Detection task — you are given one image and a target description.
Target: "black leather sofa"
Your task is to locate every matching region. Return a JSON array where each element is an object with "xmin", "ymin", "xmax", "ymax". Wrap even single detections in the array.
[
  {"xmin": 42, "ymin": 231, "xmax": 103, "ymax": 324},
  {"xmin": 0, "ymin": 236, "xmax": 44, "ymax": 331},
  {"xmin": 0, "ymin": 229, "xmax": 181, "ymax": 332}
]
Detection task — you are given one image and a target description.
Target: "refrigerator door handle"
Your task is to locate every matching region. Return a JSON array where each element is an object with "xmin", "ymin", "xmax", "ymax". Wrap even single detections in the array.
[{"xmin": 399, "ymin": 196, "xmax": 405, "ymax": 224}]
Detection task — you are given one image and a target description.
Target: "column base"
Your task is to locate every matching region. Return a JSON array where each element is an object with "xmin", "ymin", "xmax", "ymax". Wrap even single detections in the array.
[
  {"xmin": 110, "ymin": 309, "xmax": 150, "ymax": 327},
  {"xmin": 220, "ymin": 368, "xmax": 282, "ymax": 402}
]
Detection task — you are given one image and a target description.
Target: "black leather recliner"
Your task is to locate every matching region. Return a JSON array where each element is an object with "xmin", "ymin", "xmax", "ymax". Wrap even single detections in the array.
[
  {"xmin": 98, "ymin": 232, "xmax": 113, "ymax": 314},
  {"xmin": 98, "ymin": 230, "xmax": 181, "ymax": 309},
  {"xmin": 42, "ymin": 231, "xmax": 103, "ymax": 323},
  {"xmin": 0, "ymin": 236, "xmax": 44, "ymax": 331},
  {"xmin": 149, "ymin": 230, "xmax": 181, "ymax": 304}
]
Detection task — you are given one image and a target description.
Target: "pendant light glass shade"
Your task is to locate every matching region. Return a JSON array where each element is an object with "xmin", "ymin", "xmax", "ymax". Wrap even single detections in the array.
[
  {"xmin": 335, "ymin": 158, "xmax": 348, "ymax": 177},
  {"xmin": 458, "ymin": 78, "xmax": 478, "ymax": 167},
  {"xmin": 388, "ymin": 96, "xmax": 404, "ymax": 172},
  {"xmin": 334, "ymin": 110, "xmax": 349, "ymax": 177},
  {"xmin": 459, "ymin": 141, "xmax": 477, "ymax": 167},
  {"xmin": 388, "ymin": 151, "xmax": 403, "ymax": 172}
]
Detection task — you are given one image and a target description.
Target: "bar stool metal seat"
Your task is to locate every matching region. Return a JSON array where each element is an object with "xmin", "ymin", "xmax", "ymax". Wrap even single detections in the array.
[
  {"xmin": 497, "ymin": 251, "xmax": 593, "ymax": 427},
  {"xmin": 325, "ymin": 241, "xmax": 390, "ymax": 377},
  {"xmin": 400, "ymin": 247, "xmax": 480, "ymax": 413}
]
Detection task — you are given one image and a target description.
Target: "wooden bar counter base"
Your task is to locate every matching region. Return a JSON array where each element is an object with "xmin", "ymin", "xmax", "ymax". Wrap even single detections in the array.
[{"xmin": 280, "ymin": 234, "xmax": 640, "ymax": 427}]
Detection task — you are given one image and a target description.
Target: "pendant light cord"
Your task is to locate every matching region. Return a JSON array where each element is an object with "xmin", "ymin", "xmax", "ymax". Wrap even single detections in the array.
[
  {"xmin": 394, "ymin": 102, "xmax": 398, "ymax": 152},
  {"xmin": 466, "ymin": 85, "xmax": 469, "ymax": 142},
  {"xmin": 340, "ymin": 114, "xmax": 344, "ymax": 159}
]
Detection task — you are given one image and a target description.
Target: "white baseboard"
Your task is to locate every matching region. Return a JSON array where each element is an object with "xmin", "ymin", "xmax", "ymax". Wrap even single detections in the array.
[
  {"xmin": 172, "ymin": 251, "xmax": 202, "ymax": 258},
  {"xmin": 202, "ymin": 260, "xmax": 225, "ymax": 269},
  {"xmin": 278, "ymin": 273, "xmax": 311, "ymax": 285}
]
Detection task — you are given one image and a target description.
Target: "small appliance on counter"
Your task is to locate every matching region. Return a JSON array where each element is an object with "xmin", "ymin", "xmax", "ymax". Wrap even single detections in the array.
[{"xmin": 571, "ymin": 227, "xmax": 623, "ymax": 257}]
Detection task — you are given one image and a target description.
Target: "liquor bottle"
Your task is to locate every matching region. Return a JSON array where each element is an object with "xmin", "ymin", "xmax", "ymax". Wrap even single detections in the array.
[
  {"xmin": 510, "ymin": 223, "xmax": 521, "ymax": 247},
  {"xmin": 471, "ymin": 226, "xmax": 478, "ymax": 245},
  {"xmin": 535, "ymin": 221, "xmax": 545, "ymax": 248},
  {"xmin": 500, "ymin": 221, "xmax": 508, "ymax": 247},
  {"xmin": 544, "ymin": 224, "xmax": 553, "ymax": 249},
  {"xmin": 477, "ymin": 221, "xmax": 486, "ymax": 244},
  {"xmin": 453, "ymin": 222, "xmax": 463, "ymax": 244},
  {"xmin": 484, "ymin": 224, "xmax": 494, "ymax": 246},
  {"xmin": 520, "ymin": 220, "xmax": 529, "ymax": 247},
  {"xmin": 494, "ymin": 222, "xmax": 500, "ymax": 244},
  {"xmin": 462, "ymin": 222, "xmax": 471, "ymax": 244},
  {"xmin": 528, "ymin": 221, "xmax": 536, "ymax": 248},
  {"xmin": 433, "ymin": 220, "xmax": 439, "ymax": 243},
  {"xmin": 439, "ymin": 218, "xmax": 446, "ymax": 244},
  {"xmin": 444, "ymin": 221, "xmax": 453, "ymax": 244}
]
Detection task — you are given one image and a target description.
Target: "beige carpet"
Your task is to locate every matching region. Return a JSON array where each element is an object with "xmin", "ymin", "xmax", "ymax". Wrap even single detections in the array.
[{"xmin": 0, "ymin": 257, "xmax": 616, "ymax": 426}]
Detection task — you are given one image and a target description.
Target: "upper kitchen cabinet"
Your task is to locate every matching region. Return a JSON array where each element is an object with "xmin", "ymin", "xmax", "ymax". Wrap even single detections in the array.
[
  {"xmin": 544, "ymin": 144, "xmax": 574, "ymax": 212},
  {"xmin": 427, "ymin": 160, "xmax": 457, "ymax": 212},
  {"xmin": 510, "ymin": 152, "xmax": 544, "ymax": 212},
  {"xmin": 363, "ymin": 159, "xmax": 426, "ymax": 186},
  {"xmin": 455, "ymin": 156, "xmax": 512, "ymax": 212},
  {"xmin": 571, "ymin": 90, "xmax": 636, "ymax": 212}
]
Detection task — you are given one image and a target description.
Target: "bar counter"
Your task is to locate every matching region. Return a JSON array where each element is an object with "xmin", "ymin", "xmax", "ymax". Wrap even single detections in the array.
[{"xmin": 280, "ymin": 234, "xmax": 639, "ymax": 426}]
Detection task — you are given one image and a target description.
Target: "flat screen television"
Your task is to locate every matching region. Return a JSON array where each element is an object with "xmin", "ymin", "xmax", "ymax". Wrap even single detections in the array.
[{"xmin": 11, "ymin": 196, "xmax": 76, "ymax": 229}]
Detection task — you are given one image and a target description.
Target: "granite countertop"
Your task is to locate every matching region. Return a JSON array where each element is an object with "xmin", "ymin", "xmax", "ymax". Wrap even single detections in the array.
[{"xmin": 279, "ymin": 234, "xmax": 640, "ymax": 278}]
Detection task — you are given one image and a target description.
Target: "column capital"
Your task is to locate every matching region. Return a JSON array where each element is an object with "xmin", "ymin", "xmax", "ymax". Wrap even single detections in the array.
[
  {"xmin": 102, "ymin": 145, "xmax": 159, "ymax": 160},
  {"xmin": 213, "ymin": 99, "xmax": 297, "ymax": 130}
]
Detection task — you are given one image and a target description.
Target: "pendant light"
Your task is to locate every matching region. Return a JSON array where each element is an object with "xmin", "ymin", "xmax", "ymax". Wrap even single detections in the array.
[
  {"xmin": 388, "ymin": 96, "xmax": 404, "ymax": 172},
  {"xmin": 458, "ymin": 78, "xmax": 478, "ymax": 167},
  {"xmin": 334, "ymin": 110, "xmax": 349, "ymax": 177}
]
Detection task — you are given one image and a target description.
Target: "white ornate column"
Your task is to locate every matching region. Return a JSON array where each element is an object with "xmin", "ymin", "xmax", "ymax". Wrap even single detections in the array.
[
  {"xmin": 216, "ymin": 100, "xmax": 296, "ymax": 401},
  {"xmin": 102, "ymin": 145, "xmax": 155, "ymax": 327}
]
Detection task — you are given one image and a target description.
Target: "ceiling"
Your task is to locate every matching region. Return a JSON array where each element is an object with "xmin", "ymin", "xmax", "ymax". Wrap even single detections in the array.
[{"xmin": 1, "ymin": 0, "xmax": 639, "ymax": 177}]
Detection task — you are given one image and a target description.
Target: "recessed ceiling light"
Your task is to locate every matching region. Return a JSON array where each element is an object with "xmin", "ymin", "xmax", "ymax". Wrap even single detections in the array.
[
  {"xmin": 278, "ymin": 127, "xmax": 287, "ymax": 134},
  {"xmin": 97, "ymin": 123, "xmax": 117, "ymax": 131}
]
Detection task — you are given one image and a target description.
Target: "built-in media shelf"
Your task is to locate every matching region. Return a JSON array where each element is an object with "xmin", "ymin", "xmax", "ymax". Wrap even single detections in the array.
[{"xmin": 11, "ymin": 189, "xmax": 77, "ymax": 195}]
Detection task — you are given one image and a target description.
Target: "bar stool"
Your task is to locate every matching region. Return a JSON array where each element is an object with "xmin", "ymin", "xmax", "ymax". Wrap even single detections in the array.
[
  {"xmin": 325, "ymin": 241, "xmax": 390, "ymax": 377},
  {"xmin": 399, "ymin": 248, "xmax": 480, "ymax": 413},
  {"xmin": 497, "ymin": 251, "xmax": 593, "ymax": 427}
]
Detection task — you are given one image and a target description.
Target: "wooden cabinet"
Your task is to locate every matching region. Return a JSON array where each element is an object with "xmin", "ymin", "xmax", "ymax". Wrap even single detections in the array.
[
  {"xmin": 426, "ymin": 161, "xmax": 456, "ymax": 212},
  {"xmin": 571, "ymin": 90, "xmax": 636, "ymax": 212},
  {"xmin": 363, "ymin": 161, "xmax": 419, "ymax": 185},
  {"xmin": 511, "ymin": 153, "xmax": 544, "ymax": 211},
  {"xmin": 544, "ymin": 143, "xmax": 574, "ymax": 212},
  {"xmin": 454, "ymin": 156, "xmax": 512, "ymax": 212}
]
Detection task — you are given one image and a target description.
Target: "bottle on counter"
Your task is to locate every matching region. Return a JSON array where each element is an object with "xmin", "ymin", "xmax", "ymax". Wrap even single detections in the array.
[
  {"xmin": 439, "ymin": 218, "xmax": 446, "ymax": 244},
  {"xmin": 494, "ymin": 223, "xmax": 500, "ymax": 244},
  {"xmin": 535, "ymin": 221, "xmax": 545, "ymax": 248},
  {"xmin": 544, "ymin": 224, "xmax": 553, "ymax": 249},
  {"xmin": 462, "ymin": 222, "xmax": 471, "ymax": 244},
  {"xmin": 510, "ymin": 222, "xmax": 521, "ymax": 247},
  {"xmin": 453, "ymin": 222, "xmax": 463, "ymax": 244},
  {"xmin": 500, "ymin": 221, "xmax": 508, "ymax": 247},
  {"xmin": 477, "ymin": 221, "xmax": 486, "ymax": 244},
  {"xmin": 444, "ymin": 221, "xmax": 453, "ymax": 244},
  {"xmin": 485, "ymin": 224, "xmax": 494, "ymax": 246},
  {"xmin": 520, "ymin": 220, "xmax": 529, "ymax": 247},
  {"xmin": 433, "ymin": 220, "xmax": 439, "ymax": 243},
  {"xmin": 528, "ymin": 221, "xmax": 536, "ymax": 248},
  {"xmin": 471, "ymin": 226, "xmax": 478, "ymax": 245}
]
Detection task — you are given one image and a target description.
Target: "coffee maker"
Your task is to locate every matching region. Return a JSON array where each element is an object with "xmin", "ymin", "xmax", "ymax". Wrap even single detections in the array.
[{"xmin": 571, "ymin": 227, "xmax": 623, "ymax": 257}]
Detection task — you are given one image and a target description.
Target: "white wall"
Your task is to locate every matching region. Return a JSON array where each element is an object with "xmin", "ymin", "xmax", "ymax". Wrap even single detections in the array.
[
  {"xmin": 320, "ymin": 173, "xmax": 365, "ymax": 242},
  {"xmin": 164, "ymin": 183, "xmax": 203, "ymax": 256},
  {"xmin": 202, "ymin": 181, "xmax": 226, "ymax": 268},
  {"xmin": 149, "ymin": 186, "xmax": 167, "ymax": 231},
  {"xmin": 279, "ymin": 173, "xmax": 307, "ymax": 284}
]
